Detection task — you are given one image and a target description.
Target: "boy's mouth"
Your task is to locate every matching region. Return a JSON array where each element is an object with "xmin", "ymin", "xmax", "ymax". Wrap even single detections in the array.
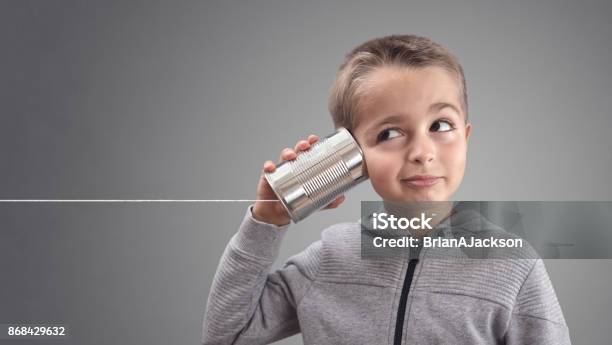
[{"xmin": 401, "ymin": 175, "xmax": 441, "ymax": 188}]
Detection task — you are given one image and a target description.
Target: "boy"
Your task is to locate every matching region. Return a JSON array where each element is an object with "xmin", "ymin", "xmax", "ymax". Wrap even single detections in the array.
[{"xmin": 201, "ymin": 35, "xmax": 571, "ymax": 344}]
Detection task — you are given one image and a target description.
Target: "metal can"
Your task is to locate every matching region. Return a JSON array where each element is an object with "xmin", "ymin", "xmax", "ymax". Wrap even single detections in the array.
[{"xmin": 264, "ymin": 127, "xmax": 368, "ymax": 223}]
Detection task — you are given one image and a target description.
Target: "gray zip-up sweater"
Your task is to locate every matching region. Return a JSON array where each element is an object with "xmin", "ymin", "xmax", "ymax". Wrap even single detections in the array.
[{"xmin": 202, "ymin": 205, "xmax": 571, "ymax": 345}]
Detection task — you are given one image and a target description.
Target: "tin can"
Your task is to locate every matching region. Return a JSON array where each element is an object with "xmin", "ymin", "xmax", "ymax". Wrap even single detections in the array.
[{"xmin": 264, "ymin": 127, "xmax": 368, "ymax": 223}]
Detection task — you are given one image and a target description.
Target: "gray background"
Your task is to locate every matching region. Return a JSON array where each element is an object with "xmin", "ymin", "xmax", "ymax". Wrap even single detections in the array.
[{"xmin": 1, "ymin": 0, "xmax": 611, "ymax": 344}]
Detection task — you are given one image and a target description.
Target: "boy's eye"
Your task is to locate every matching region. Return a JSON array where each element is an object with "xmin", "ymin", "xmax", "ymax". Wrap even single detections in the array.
[
  {"xmin": 431, "ymin": 120, "xmax": 454, "ymax": 132},
  {"xmin": 377, "ymin": 128, "xmax": 402, "ymax": 142}
]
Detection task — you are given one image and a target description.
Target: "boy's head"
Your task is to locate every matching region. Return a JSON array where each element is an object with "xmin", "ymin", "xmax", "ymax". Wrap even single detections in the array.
[{"xmin": 329, "ymin": 35, "xmax": 472, "ymax": 203}]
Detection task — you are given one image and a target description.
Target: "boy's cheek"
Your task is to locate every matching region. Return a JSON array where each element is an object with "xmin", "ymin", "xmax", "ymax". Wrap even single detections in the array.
[
  {"xmin": 438, "ymin": 132, "xmax": 467, "ymax": 147},
  {"xmin": 440, "ymin": 149, "xmax": 467, "ymax": 187},
  {"xmin": 364, "ymin": 153, "xmax": 400, "ymax": 178}
]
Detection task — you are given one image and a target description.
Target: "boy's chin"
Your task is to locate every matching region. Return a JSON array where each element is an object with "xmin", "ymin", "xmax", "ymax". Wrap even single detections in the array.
[{"xmin": 382, "ymin": 192, "xmax": 450, "ymax": 203}]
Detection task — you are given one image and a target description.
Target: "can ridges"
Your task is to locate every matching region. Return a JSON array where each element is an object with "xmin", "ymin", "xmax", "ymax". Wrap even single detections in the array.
[{"xmin": 264, "ymin": 128, "xmax": 366, "ymax": 222}]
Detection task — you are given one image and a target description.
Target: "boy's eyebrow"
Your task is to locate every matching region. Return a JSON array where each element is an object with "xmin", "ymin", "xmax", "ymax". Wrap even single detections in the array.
[
  {"xmin": 364, "ymin": 115, "xmax": 405, "ymax": 135},
  {"xmin": 430, "ymin": 102, "xmax": 461, "ymax": 116}
]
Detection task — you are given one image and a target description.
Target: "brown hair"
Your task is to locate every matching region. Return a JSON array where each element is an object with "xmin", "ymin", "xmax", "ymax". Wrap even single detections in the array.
[{"xmin": 328, "ymin": 34, "xmax": 468, "ymax": 131}]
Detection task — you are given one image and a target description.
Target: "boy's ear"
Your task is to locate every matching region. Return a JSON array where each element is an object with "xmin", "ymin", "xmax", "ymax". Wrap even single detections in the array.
[{"xmin": 465, "ymin": 122, "xmax": 472, "ymax": 141}]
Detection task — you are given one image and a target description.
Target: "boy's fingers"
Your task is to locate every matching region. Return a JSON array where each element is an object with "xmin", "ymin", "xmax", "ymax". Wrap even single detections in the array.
[
  {"xmin": 323, "ymin": 200, "xmax": 343, "ymax": 210},
  {"xmin": 294, "ymin": 140, "xmax": 310, "ymax": 152},
  {"xmin": 272, "ymin": 135, "xmax": 319, "ymax": 167},
  {"xmin": 263, "ymin": 160, "xmax": 276, "ymax": 173},
  {"xmin": 323, "ymin": 195, "xmax": 345, "ymax": 209},
  {"xmin": 279, "ymin": 148, "xmax": 296, "ymax": 162}
]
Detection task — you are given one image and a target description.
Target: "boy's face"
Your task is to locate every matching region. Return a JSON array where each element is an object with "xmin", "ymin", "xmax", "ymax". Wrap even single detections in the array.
[{"xmin": 352, "ymin": 65, "xmax": 472, "ymax": 202}]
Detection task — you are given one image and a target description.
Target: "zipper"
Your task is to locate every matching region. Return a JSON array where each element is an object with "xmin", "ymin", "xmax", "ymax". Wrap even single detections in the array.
[{"xmin": 393, "ymin": 258, "xmax": 419, "ymax": 345}]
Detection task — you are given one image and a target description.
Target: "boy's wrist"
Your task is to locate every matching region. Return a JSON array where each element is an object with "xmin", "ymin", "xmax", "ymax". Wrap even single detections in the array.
[{"xmin": 251, "ymin": 203, "xmax": 290, "ymax": 227}]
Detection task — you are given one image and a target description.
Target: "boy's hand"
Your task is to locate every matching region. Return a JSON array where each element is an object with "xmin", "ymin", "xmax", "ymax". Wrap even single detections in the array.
[{"xmin": 252, "ymin": 134, "xmax": 346, "ymax": 226}]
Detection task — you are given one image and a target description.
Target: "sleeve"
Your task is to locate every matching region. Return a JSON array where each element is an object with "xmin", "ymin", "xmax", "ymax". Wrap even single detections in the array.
[
  {"xmin": 504, "ymin": 259, "xmax": 571, "ymax": 345},
  {"xmin": 201, "ymin": 205, "xmax": 322, "ymax": 345}
]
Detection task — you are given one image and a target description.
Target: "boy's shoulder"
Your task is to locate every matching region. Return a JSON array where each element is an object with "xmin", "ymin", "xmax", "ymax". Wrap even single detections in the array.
[
  {"xmin": 320, "ymin": 220, "xmax": 361, "ymax": 241},
  {"xmin": 318, "ymin": 221, "xmax": 363, "ymax": 260}
]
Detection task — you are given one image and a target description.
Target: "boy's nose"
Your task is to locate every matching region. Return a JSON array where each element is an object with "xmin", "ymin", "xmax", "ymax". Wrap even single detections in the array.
[{"xmin": 405, "ymin": 134, "xmax": 435, "ymax": 164}]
